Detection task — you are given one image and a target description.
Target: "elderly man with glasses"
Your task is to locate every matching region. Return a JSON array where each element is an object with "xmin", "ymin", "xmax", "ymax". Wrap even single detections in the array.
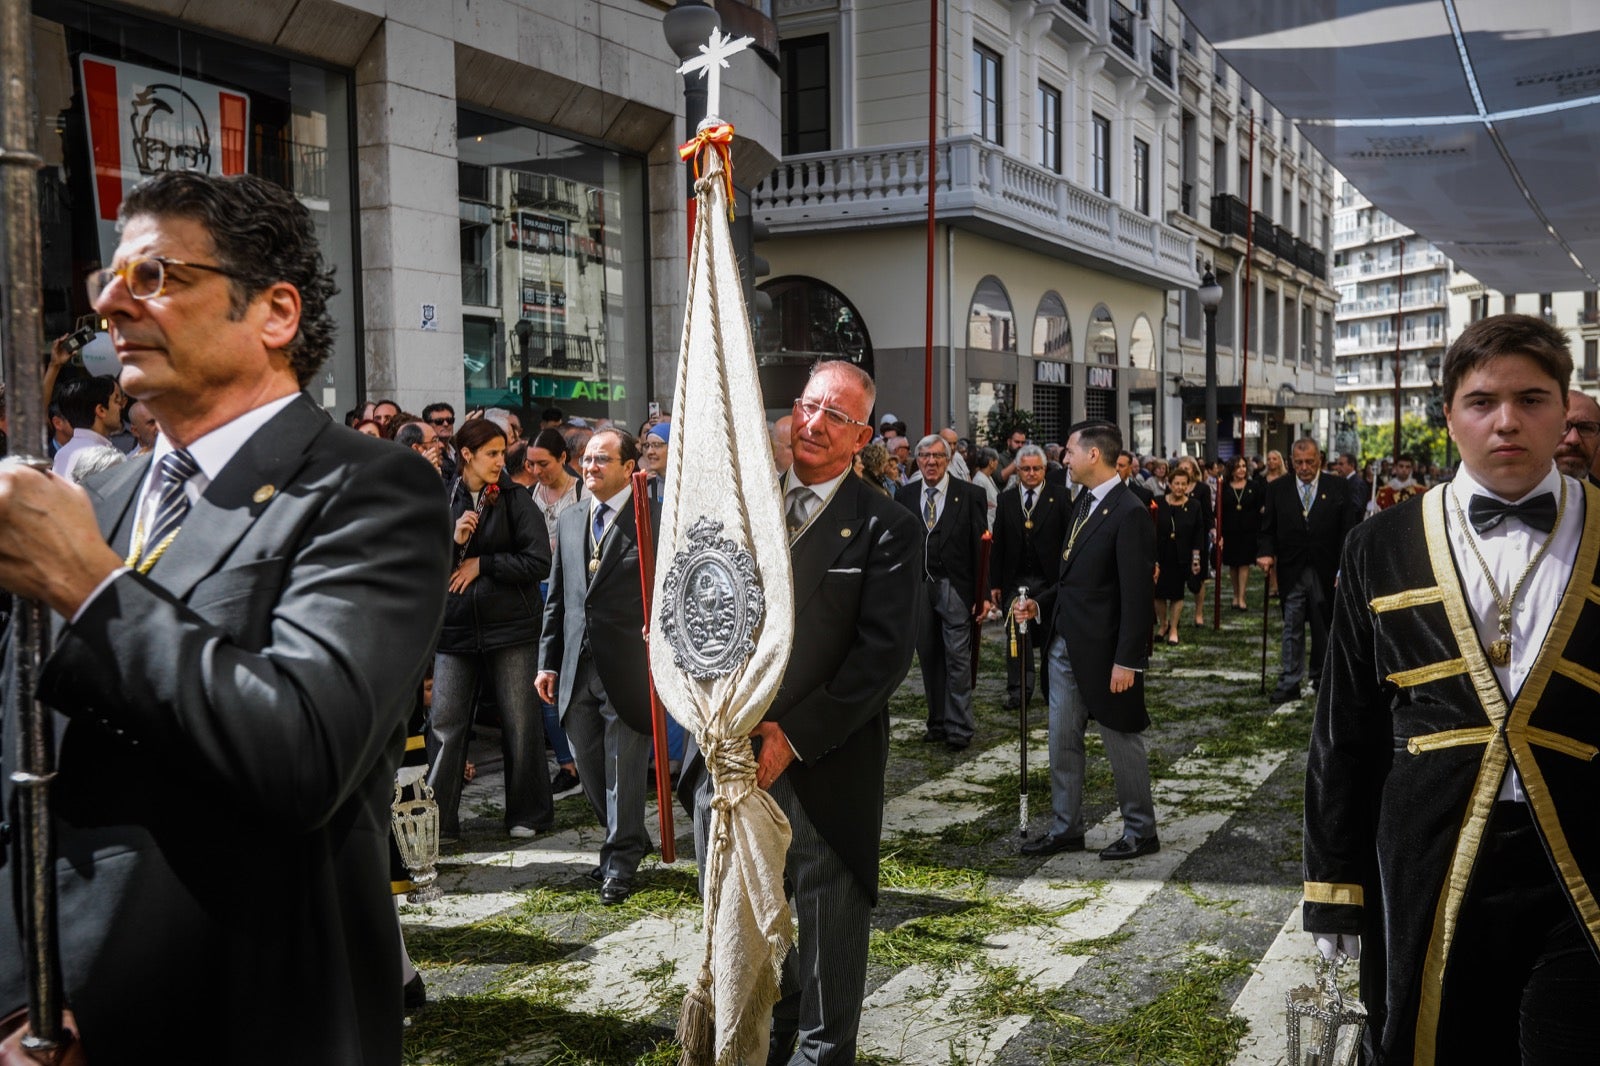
[
  {"xmin": 1555, "ymin": 390, "xmax": 1600, "ymax": 487},
  {"xmin": 895, "ymin": 433, "xmax": 987, "ymax": 750}
]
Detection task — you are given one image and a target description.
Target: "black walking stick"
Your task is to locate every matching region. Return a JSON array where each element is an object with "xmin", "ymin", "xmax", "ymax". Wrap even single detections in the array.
[
  {"xmin": 1012, "ymin": 586, "xmax": 1031, "ymax": 838},
  {"xmin": 1260, "ymin": 563, "xmax": 1273, "ymax": 695},
  {"xmin": 0, "ymin": 0, "xmax": 72, "ymax": 1051}
]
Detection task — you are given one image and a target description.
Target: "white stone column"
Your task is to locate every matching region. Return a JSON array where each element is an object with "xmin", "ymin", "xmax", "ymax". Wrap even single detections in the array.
[{"xmin": 355, "ymin": 20, "xmax": 463, "ymax": 415}]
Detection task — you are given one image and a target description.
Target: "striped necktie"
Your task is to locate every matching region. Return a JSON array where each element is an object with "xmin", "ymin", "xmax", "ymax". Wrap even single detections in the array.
[
  {"xmin": 924, "ymin": 485, "xmax": 938, "ymax": 529},
  {"xmin": 592, "ymin": 502, "xmax": 610, "ymax": 548},
  {"xmin": 145, "ymin": 449, "xmax": 200, "ymax": 557}
]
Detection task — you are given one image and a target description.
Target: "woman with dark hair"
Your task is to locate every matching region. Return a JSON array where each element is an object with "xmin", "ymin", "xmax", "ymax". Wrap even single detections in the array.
[
  {"xmin": 424, "ymin": 417, "xmax": 553, "ymax": 839},
  {"xmin": 1218, "ymin": 455, "xmax": 1264, "ymax": 610},
  {"xmin": 1153, "ymin": 466, "xmax": 1208, "ymax": 645},
  {"xmin": 1173, "ymin": 455, "xmax": 1214, "ymax": 626},
  {"xmin": 526, "ymin": 427, "xmax": 585, "ymax": 798}
]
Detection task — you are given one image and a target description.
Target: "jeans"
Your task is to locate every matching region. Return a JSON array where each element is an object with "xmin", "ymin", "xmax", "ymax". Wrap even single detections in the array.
[{"xmin": 426, "ymin": 642, "xmax": 552, "ymax": 835}]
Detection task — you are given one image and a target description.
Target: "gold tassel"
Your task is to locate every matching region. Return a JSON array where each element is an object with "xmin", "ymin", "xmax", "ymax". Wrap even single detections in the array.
[{"xmin": 676, "ymin": 967, "xmax": 716, "ymax": 1066}]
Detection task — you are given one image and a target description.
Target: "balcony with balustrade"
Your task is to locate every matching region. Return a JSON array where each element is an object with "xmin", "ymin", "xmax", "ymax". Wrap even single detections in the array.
[
  {"xmin": 751, "ymin": 135, "xmax": 1198, "ymax": 290},
  {"xmin": 1336, "ymin": 287, "xmax": 1449, "ymax": 321},
  {"xmin": 1334, "ymin": 325, "xmax": 1448, "ymax": 357}
]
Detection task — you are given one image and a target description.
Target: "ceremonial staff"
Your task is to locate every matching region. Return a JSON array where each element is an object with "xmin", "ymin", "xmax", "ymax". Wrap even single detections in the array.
[
  {"xmin": 1011, "ymin": 586, "xmax": 1030, "ymax": 838},
  {"xmin": 630, "ymin": 468, "xmax": 675, "ymax": 864},
  {"xmin": 0, "ymin": 0, "xmax": 72, "ymax": 1052},
  {"xmin": 1259, "ymin": 563, "xmax": 1272, "ymax": 695}
]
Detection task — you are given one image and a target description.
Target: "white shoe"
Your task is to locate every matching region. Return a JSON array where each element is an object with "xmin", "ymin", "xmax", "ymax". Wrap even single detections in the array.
[{"xmin": 507, "ymin": 825, "xmax": 538, "ymax": 839}]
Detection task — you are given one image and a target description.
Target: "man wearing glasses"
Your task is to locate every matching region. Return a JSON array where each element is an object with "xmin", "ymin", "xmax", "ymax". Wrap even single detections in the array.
[
  {"xmin": 423, "ymin": 401, "xmax": 458, "ymax": 481},
  {"xmin": 692, "ymin": 360, "xmax": 920, "ymax": 1065},
  {"xmin": 538, "ymin": 429, "xmax": 659, "ymax": 906},
  {"xmin": 1555, "ymin": 390, "xmax": 1600, "ymax": 487},
  {"xmin": 895, "ymin": 434, "xmax": 987, "ymax": 750},
  {"xmin": 0, "ymin": 171, "xmax": 450, "ymax": 1060}
]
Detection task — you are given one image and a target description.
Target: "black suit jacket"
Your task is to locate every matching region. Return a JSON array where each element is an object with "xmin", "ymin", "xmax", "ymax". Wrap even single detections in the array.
[
  {"xmin": 540, "ymin": 492, "xmax": 662, "ymax": 736},
  {"xmin": 895, "ymin": 476, "xmax": 987, "ymax": 606},
  {"xmin": 1345, "ymin": 470, "xmax": 1372, "ymax": 508},
  {"xmin": 0, "ymin": 395, "xmax": 452, "ymax": 1064},
  {"xmin": 1032, "ymin": 481, "xmax": 1155, "ymax": 733},
  {"xmin": 760, "ymin": 474, "xmax": 922, "ymax": 902},
  {"xmin": 991, "ymin": 482, "xmax": 1070, "ymax": 603},
  {"xmin": 1256, "ymin": 472, "xmax": 1360, "ymax": 601}
]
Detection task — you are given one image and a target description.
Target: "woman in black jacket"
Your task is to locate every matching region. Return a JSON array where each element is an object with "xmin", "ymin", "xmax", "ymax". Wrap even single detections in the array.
[{"xmin": 425, "ymin": 417, "xmax": 552, "ymax": 839}]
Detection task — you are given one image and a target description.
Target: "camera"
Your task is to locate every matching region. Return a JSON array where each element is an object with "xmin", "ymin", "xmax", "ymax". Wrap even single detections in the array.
[{"xmin": 61, "ymin": 320, "xmax": 98, "ymax": 365}]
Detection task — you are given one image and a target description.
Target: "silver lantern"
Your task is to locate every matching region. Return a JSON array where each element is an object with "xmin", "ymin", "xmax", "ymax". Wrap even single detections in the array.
[
  {"xmin": 391, "ymin": 765, "xmax": 442, "ymax": 904},
  {"xmin": 1286, "ymin": 954, "xmax": 1367, "ymax": 1066}
]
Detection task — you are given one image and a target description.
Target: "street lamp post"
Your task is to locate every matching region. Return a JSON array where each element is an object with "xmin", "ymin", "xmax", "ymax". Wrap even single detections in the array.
[
  {"xmin": 1198, "ymin": 267, "xmax": 1224, "ymax": 462},
  {"xmin": 663, "ymin": 1, "xmax": 723, "ymax": 260},
  {"xmin": 1198, "ymin": 266, "xmax": 1225, "ymax": 632}
]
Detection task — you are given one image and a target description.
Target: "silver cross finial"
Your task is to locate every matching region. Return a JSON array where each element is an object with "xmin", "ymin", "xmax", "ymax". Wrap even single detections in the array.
[{"xmin": 677, "ymin": 27, "xmax": 754, "ymax": 125}]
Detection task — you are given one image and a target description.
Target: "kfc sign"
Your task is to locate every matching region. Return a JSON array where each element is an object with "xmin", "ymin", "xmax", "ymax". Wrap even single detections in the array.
[{"xmin": 80, "ymin": 56, "xmax": 249, "ymax": 262}]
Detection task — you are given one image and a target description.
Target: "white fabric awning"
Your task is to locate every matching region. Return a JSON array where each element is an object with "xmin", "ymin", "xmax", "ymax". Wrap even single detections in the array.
[{"xmin": 1181, "ymin": 0, "xmax": 1600, "ymax": 293}]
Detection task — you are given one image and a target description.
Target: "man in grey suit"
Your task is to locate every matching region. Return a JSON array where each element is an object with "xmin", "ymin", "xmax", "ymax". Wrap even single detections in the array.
[
  {"xmin": 0, "ymin": 171, "xmax": 450, "ymax": 1061},
  {"xmin": 895, "ymin": 434, "xmax": 987, "ymax": 749},
  {"xmin": 1014, "ymin": 420, "xmax": 1159, "ymax": 860},
  {"xmin": 537, "ymin": 428, "xmax": 659, "ymax": 905},
  {"xmin": 688, "ymin": 360, "xmax": 922, "ymax": 1065}
]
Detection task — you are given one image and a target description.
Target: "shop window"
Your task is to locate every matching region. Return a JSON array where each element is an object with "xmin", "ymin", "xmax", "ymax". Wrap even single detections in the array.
[
  {"xmin": 1032, "ymin": 291, "xmax": 1071, "ymax": 360},
  {"xmin": 1087, "ymin": 303, "xmax": 1117, "ymax": 364},
  {"xmin": 967, "ymin": 380, "xmax": 1015, "ymax": 444},
  {"xmin": 457, "ymin": 110, "xmax": 649, "ymax": 423},
  {"xmin": 968, "ymin": 276, "xmax": 1017, "ymax": 352},
  {"xmin": 1128, "ymin": 314, "xmax": 1154, "ymax": 369},
  {"xmin": 28, "ymin": 2, "xmax": 359, "ymax": 411}
]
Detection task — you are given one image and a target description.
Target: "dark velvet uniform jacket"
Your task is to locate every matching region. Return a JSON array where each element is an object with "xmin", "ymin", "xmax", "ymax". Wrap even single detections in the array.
[{"xmin": 1303, "ymin": 483, "xmax": 1600, "ymax": 1065}]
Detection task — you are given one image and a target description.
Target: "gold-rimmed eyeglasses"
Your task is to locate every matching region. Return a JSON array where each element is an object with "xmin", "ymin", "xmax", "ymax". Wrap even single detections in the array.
[
  {"xmin": 1565, "ymin": 419, "xmax": 1600, "ymax": 438},
  {"xmin": 87, "ymin": 255, "xmax": 241, "ymax": 303},
  {"xmin": 794, "ymin": 398, "xmax": 870, "ymax": 429}
]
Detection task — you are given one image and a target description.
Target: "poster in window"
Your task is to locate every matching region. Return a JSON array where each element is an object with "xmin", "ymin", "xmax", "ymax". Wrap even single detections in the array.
[{"xmin": 79, "ymin": 55, "xmax": 250, "ymax": 264}]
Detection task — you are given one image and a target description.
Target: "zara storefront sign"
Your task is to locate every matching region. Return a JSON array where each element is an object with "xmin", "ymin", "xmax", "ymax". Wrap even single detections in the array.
[{"xmin": 1034, "ymin": 360, "xmax": 1069, "ymax": 385}]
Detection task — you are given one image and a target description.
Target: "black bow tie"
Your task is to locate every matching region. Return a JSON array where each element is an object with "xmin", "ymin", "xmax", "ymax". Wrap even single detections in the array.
[{"xmin": 1468, "ymin": 492, "xmax": 1557, "ymax": 535}]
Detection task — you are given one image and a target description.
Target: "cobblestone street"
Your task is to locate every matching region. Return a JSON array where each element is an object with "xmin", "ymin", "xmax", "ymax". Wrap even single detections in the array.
[{"xmin": 401, "ymin": 574, "xmax": 1321, "ymax": 1065}]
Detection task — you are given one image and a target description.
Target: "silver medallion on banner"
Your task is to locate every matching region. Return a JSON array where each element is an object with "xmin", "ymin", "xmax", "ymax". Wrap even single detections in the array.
[{"xmin": 660, "ymin": 516, "xmax": 764, "ymax": 679}]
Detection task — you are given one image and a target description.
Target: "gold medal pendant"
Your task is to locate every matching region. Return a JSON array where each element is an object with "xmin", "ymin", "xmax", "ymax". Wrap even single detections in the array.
[
  {"xmin": 1489, "ymin": 638, "xmax": 1511, "ymax": 667},
  {"xmin": 1236, "ymin": 504, "xmax": 1242, "ymax": 511},
  {"xmin": 1024, "ymin": 519, "xmax": 1033, "ymax": 530},
  {"xmin": 588, "ymin": 558, "xmax": 600, "ymax": 574}
]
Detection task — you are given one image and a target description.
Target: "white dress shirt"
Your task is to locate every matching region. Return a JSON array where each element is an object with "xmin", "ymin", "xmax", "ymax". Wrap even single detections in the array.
[
  {"xmin": 782, "ymin": 465, "xmax": 850, "ymax": 541},
  {"xmin": 1444, "ymin": 462, "xmax": 1582, "ymax": 800}
]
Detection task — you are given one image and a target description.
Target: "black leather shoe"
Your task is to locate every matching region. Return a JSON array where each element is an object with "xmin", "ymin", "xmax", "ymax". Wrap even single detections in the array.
[
  {"xmin": 403, "ymin": 973, "xmax": 427, "ymax": 1012},
  {"xmin": 921, "ymin": 729, "xmax": 946, "ymax": 744},
  {"xmin": 1269, "ymin": 686, "xmax": 1300, "ymax": 703},
  {"xmin": 945, "ymin": 739, "xmax": 970, "ymax": 752},
  {"xmin": 1002, "ymin": 695, "xmax": 1021, "ymax": 710},
  {"xmin": 1020, "ymin": 832, "xmax": 1085, "ymax": 857},
  {"xmin": 1099, "ymin": 835, "xmax": 1160, "ymax": 860},
  {"xmin": 587, "ymin": 865, "xmax": 604, "ymax": 884},
  {"xmin": 600, "ymin": 877, "xmax": 633, "ymax": 905}
]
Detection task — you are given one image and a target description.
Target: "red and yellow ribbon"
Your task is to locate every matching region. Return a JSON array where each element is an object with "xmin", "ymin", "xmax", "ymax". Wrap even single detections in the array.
[{"xmin": 678, "ymin": 122, "xmax": 736, "ymax": 219}]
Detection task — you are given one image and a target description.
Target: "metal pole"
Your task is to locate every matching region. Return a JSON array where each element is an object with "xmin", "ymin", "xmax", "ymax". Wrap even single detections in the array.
[
  {"xmin": 0, "ymin": 0, "xmax": 70, "ymax": 1049},
  {"xmin": 1392, "ymin": 236, "xmax": 1406, "ymax": 464},
  {"xmin": 1240, "ymin": 109, "xmax": 1254, "ymax": 455},
  {"xmin": 1204, "ymin": 304, "xmax": 1218, "ymax": 464},
  {"xmin": 924, "ymin": 0, "xmax": 938, "ymax": 437}
]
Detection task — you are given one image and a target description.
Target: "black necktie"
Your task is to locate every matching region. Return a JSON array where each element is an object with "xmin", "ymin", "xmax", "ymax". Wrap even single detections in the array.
[
  {"xmin": 1071, "ymin": 487, "xmax": 1093, "ymax": 526},
  {"xmin": 1468, "ymin": 491, "xmax": 1556, "ymax": 535}
]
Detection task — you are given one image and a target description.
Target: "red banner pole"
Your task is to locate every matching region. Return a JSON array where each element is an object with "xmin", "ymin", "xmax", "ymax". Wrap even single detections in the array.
[{"xmin": 631, "ymin": 470, "xmax": 676, "ymax": 863}]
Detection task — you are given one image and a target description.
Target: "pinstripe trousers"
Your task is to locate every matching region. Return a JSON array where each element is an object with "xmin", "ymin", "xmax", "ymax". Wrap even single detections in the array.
[
  {"xmin": 1045, "ymin": 635, "xmax": 1156, "ymax": 842},
  {"xmin": 765, "ymin": 774, "xmax": 873, "ymax": 1066},
  {"xmin": 693, "ymin": 766, "xmax": 873, "ymax": 1065}
]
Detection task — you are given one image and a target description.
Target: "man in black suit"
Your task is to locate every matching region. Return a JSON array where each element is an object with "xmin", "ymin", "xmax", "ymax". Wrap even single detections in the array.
[
  {"xmin": 990, "ymin": 444, "xmax": 1069, "ymax": 709},
  {"xmin": 1013, "ymin": 420, "xmax": 1158, "ymax": 860},
  {"xmin": 896, "ymin": 434, "xmax": 987, "ymax": 749},
  {"xmin": 1116, "ymin": 450, "xmax": 1155, "ymax": 505},
  {"xmin": 537, "ymin": 428, "xmax": 659, "ymax": 906},
  {"xmin": 690, "ymin": 360, "xmax": 921, "ymax": 1064},
  {"xmin": 0, "ymin": 171, "xmax": 451, "ymax": 1061},
  {"xmin": 1331, "ymin": 451, "xmax": 1370, "ymax": 509},
  {"xmin": 1256, "ymin": 437, "xmax": 1361, "ymax": 702}
]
